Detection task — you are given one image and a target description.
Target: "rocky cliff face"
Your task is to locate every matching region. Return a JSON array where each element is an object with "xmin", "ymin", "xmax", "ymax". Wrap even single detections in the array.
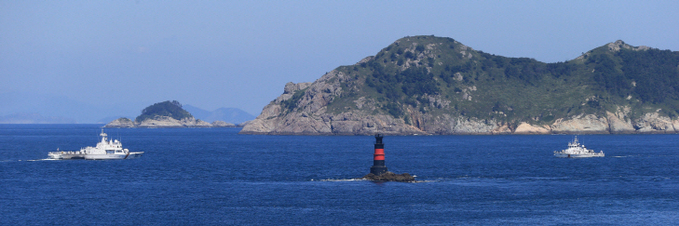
[
  {"xmin": 241, "ymin": 69, "xmax": 679, "ymax": 135},
  {"xmin": 104, "ymin": 116, "xmax": 235, "ymax": 128},
  {"xmin": 241, "ymin": 78, "xmax": 679, "ymax": 135},
  {"xmin": 241, "ymin": 73, "xmax": 426, "ymax": 135}
]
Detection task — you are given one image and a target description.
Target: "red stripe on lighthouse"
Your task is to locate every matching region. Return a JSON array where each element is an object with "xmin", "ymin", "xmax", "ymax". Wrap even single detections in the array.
[{"xmin": 374, "ymin": 148, "xmax": 385, "ymax": 160}]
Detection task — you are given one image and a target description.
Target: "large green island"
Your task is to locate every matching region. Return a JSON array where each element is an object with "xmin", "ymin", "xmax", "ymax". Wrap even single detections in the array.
[{"xmin": 241, "ymin": 35, "xmax": 679, "ymax": 135}]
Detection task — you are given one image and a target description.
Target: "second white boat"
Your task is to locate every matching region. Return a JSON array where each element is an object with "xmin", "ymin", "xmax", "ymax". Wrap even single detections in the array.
[{"xmin": 553, "ymin": 136, "xmax": 604, "ymax": 158}]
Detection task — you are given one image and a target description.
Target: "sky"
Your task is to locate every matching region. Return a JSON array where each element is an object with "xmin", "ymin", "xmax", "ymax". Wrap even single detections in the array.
[{"xmin": 1, "ymin": 1, "xmax": 678, "ymax": 122}]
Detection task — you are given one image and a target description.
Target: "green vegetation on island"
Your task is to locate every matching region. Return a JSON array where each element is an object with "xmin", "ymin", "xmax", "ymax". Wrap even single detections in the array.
[
  {"xmin": 318, "ymin": 36, "xmax": 679, "ymax": 126},
  {"xmin": 135, "ymin": 100, "xmax": 194, "ymax": 123}
]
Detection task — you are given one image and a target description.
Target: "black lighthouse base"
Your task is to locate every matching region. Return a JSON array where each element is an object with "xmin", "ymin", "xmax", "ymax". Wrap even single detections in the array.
[{"xmin": 370, "ymin": 165, "xmax": 387, "ymax": 176}]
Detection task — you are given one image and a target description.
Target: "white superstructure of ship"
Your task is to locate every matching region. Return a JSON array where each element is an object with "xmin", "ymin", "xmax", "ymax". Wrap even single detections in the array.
[
  {"xmin": 48, "ymin": 130, "xmax": 143, "ymax": 160},
  {"xmin": 553, "ymin": 136, "xmax": 604, "ymax": 158}
]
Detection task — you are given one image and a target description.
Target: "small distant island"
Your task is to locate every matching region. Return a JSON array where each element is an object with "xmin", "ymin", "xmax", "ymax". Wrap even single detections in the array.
[{"xmin": 104, "ymin": 100, "xmax": 241, "ymax": 128}]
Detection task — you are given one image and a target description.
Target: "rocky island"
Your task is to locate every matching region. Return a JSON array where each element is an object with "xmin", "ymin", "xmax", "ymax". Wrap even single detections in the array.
[
  {"xmin": 362, "ymin": 172, "xmax": 415, "ymax": 182},
  {"xmin": 241, "ymin": 36, "xmax": 679, "ymax": 135},
  {"xmin": 104, "ymin": 100, "xmax": 237, "ymax": 128}
]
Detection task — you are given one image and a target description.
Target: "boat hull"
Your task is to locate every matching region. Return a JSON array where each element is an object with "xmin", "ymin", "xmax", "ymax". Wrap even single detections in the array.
[
  {"xmin": 84, "ymin": 154, "xmax": 126, "ymax": 160},
  {"xmin": 125, "ymin": 152, "xmax": 144, "ymax": 159},
  {"xmin": 49, "ymin": 152, "xmax": 144, "ymax": 160},
  {"xmin": 48, "ymin": 152, "xmax": 85, "ymax": 160},
  {"xmin": 83, "ymin": 152, "xmax": 144, "ymax": 160},
  {"xmin": 554, "ymin": 153, "xmax": 604, "ymax": 158}
]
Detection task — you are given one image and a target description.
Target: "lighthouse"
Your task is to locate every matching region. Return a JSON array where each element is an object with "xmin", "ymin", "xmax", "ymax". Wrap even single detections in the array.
[
  {"xmin": 370, "ymin": 134, "xmax": 388, "ymax": 175},
  {"xmin": 362, "ymin": 134, "xmax": 415, "ymax": 182}
]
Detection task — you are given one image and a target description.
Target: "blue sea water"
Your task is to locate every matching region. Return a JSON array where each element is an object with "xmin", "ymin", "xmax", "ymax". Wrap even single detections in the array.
[{"xmin": 1, "ymin": 124, "xmax": 678, "ymax": 225}]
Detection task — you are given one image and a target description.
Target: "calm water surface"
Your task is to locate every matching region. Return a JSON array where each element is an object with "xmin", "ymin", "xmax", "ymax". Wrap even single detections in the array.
[{"xmin": 1, "ymin": 124, "xmax": 678, "ymax": 225}]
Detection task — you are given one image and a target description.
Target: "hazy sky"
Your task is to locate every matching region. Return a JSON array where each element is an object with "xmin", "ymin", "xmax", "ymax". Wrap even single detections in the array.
[{"xmin": 1, "ymin": 1, "xmax": 678, "ymax": 121}]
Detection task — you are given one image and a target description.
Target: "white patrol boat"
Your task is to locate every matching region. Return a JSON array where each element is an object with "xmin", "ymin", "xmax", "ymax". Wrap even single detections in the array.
[
  {"xmin": 48, "ymin": 130, "xmax": 143, "ymax": 160},
  {"xmin": 553, "ymin": 136, "xmax": 604, "ymax": 158}
]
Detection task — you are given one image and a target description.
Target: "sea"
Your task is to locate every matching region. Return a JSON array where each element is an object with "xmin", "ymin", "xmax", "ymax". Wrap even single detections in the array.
[{"xmin": 1, "ymin": 124, "xmax": 678, "ymax": 225}]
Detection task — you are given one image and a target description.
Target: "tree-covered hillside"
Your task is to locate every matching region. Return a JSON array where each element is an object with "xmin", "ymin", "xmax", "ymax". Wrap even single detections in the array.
[
  {"xmin": 315, "ymin": 36, "xmax": 679, "ymax": 126},
  {"xmin": 135, "ymin": 100, "xmax": 193, "ymax": 123}
]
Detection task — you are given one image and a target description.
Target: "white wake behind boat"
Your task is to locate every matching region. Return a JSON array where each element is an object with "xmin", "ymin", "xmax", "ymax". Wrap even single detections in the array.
[
  {"xmin": 554, "ymin": 136, "xmax": 604, "ymax": 158},
  {"xmin": 48, "ymin": 130, "xmax": 143, "ymax": 160}
]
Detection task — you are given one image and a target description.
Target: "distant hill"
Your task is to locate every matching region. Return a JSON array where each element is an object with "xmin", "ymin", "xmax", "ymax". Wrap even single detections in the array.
[
  {"xmin": 184, "ymin": 105, "xmax": 255, "ymax": 124},
  {"xmin": 0, "ymin": 92, "xmax": 105, "ymax": 123},
  {"xmin": 242, "ymin": 35, "xmax": 679, "ymax": 135},
  {"xmin": 0, "ymin": 92, "xmax": 152, "ymax": 124},
  {"xmin": 0, "ymin": 113, "xmax": 76, "ymax": 124}
]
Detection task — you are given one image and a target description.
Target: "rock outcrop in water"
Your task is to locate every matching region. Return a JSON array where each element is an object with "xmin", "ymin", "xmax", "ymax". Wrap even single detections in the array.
[
  {"xmin": 362, "ymin": 172, "xmax": 415, "ymax": 182},
  {"xmin": 105, "ymin": 117, "xmax": 136, "ymax": 128}
]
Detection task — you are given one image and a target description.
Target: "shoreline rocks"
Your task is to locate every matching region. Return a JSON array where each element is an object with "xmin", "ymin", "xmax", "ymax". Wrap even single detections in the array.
[{"xmin": 104, "ymin": 116, "xmax": 239, "ymax": 128}]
